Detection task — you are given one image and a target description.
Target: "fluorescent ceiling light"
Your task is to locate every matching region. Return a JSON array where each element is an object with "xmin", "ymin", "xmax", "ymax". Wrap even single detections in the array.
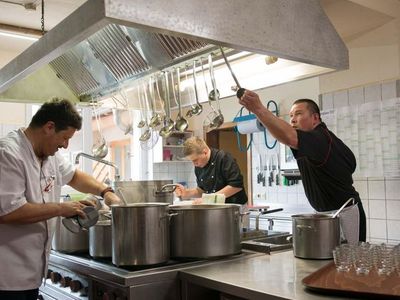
[{"xmin": 0, "ymin": 31, "xmax": 39, "ymax": 41}]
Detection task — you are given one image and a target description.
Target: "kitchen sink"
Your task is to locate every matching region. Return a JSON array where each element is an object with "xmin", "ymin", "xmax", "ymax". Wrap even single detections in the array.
[
  {"xmin": 241, "ymin": 229, "xmax": 289, "ymax": 241},
  {"xmin": 241, "ymin": 233, "xmax": 293, "ymax": 254}
]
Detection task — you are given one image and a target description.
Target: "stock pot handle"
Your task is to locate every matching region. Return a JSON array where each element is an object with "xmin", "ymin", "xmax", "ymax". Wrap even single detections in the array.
[{"xmin": 296, "ymin": 224, "xmax": 314, "ymax": 230}]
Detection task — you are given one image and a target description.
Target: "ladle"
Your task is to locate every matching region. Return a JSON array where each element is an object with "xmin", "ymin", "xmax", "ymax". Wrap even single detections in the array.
[
  {"xmin": 159, "ymin": 71, "xmax": 175, "ymax": 138},
  {"xmin": 191, "ymin": 60, "xmax": 203, "ymax": 116},
  {"xmin": 112, "ymin": 90, "xmax": 133, "ymax": 135},
  {"xmin": 208, "ymin": 53, "xmax": 224, "ymax": 128},
  {"xmin": 148, "ymin": 76, "xmax": 162, "ymax": 128},
  {"xmin": 331, "ymin": 198, "xmax": 355, "ymax": 219},
  {"xmin": 184, "ymin": 64, "xmax": 199, "ymax": 118},
  {"xmin": 207, "ymin": 54, "xmax": 220, "ymax": 101},
  {"xmin": 92, "ymin": 106, "xmax": 108, "ymax": 158},
  {"xmin": 137, "ymin": 86, "xmax": 146, "ymax": 129},
  {"xmin": 172, "ymin": 67, "xmax": 189, "ymax": 132},
  {"xmin": 139, "ymin": 83, "xmax": 152, "ymax": 141}
]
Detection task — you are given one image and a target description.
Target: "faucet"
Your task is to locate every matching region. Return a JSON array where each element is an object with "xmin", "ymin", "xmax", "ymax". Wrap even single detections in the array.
[
  {"xmin": 254, "ymin": 208, "xmax": 284, "ymax": 231},
  {"xmin": 75, "ymin": 152, "xmax": 120, "ymax": 181}
]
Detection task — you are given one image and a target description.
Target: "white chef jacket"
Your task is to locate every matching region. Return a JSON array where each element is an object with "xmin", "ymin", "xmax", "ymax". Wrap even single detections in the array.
[{"xmin": 0, "ymin": 129, "xmax": 75, "ymax": 290}]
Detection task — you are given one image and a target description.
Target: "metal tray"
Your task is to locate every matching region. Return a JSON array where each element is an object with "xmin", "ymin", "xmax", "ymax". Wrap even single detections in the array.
[{"xmin": 302, "ymin": 262, "xmax": 400, "ymax": 299}]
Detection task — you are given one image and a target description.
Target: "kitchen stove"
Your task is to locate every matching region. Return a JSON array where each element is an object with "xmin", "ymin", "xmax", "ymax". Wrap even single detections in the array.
[{"xmin": 39, "ymin": 250, "xmax": 260, "ymax": 300}]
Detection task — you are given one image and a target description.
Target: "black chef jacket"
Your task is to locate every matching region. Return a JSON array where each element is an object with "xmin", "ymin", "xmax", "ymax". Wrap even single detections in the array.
[
  {"xmin": 291, "ymin": 123, "xmax": 361, "ymax": 211},
  {"xmin": 195, "ymin": 148, "xmax": 248, "ymax": 205}
]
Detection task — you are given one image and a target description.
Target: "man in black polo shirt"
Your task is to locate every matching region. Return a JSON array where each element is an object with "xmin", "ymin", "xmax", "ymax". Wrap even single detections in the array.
[
  {"xmin": 239, "ymin": 90, "xmax": 366, "ymax": 243},
  {"xmin": 174, "ymin": 137, "xmax": 248, "ymax": 205}
]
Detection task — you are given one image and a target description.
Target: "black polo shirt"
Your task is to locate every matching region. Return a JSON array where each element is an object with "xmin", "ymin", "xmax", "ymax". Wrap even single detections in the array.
[
  {"xmin": 290, "ymin": 123, "xmax": 361, "ymax": 211},
  {"xmin": 195, "ymin": 148, "xmax": 248, "ymax": 205}
]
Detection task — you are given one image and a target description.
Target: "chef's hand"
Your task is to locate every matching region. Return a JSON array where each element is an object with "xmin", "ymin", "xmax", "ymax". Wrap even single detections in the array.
[
  {"xmin": 103, "ymin": 192, "xmax": 122, "ymax": 206},
  {"xmin": 192, "ymin": 198, "xmax": 203, "ymax": 205},
  {"xmin": 239, "ymin": 90, "xmax": 265, "ymax": 115},
  {"xmin": 174, "ymin": 183, "xmax": 186, "ymax": 198},
  {"xmin": 59, "ymin": 201, "xmax": 87, "ymax": 218}
]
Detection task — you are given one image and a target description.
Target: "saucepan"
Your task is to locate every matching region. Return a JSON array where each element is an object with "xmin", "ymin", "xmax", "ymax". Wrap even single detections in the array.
[{"xmin": 292, "ymin": 198, "xmax": 354, "ymax": 259}]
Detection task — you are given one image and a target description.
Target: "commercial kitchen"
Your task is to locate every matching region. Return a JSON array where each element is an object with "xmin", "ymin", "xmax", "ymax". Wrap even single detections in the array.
[{"xmin": 0, "ymin": 0, "xmax": 399, "ymax": 299}]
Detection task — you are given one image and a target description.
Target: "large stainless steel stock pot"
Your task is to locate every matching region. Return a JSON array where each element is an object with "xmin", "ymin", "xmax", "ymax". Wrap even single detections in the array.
[
  {"xmin": 169, "ymin": 204, "xmax": 241, "ymax": 258},
  {"xmin": 111, "ymin": 203, "xmax": 170, "ymax": 266}
]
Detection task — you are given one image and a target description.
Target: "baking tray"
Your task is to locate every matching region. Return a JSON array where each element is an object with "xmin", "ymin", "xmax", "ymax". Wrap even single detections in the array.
[{"xmin": 302, "ymin": 262, "xmax": 400, "ymax": 299}]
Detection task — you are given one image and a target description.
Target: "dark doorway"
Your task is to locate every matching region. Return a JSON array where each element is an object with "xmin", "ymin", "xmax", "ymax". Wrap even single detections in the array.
[{"xmin": 205, "ymin": 123, "xmax": 251, "ymax": 204}]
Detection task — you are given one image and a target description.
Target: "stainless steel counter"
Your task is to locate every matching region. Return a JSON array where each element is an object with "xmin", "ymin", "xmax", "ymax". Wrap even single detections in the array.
[
  {"xmin": 179, "ymin": 250, "xmax": 357, "ymax": 300},
  {"xmin": 44, "ymin": 250, "xmax": 263, "ymax": 299}
]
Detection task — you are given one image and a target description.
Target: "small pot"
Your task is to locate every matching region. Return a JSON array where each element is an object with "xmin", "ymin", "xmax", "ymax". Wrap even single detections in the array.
[
  {"xmin": 292, "ymin": 213, "xmax": 340, "ymax": 259},
  {"xmin": 52, "ymin": 217, "xmax": 88, "ymax": 253},
  {"xmin": 89, "ymin": 219, "xmax": 112, "ymax": 258},
  {"xmin": 292, "ymin": 198, "xmax": 354, "ymax": 259}
]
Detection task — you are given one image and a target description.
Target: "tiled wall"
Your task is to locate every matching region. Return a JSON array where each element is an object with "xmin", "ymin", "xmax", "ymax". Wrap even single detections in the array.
[
  {"xmin": 153, "ymin": 161, "xmax": 196, "ymax": 190},
  {"xmin": 354, "ymin": 177, "xmax": 400, "ymax": 244}
]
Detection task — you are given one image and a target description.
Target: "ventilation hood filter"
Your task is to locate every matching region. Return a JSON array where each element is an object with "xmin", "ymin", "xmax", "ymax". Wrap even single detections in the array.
[{"xmin": 0, "ymin": 0, "xmax": 348, "ymax": 104}]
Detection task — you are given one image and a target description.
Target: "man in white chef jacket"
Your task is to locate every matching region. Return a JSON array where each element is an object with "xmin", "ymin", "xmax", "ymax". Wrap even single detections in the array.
[{"xmin": 0, "ymin": 98, "xmax": 120, "ymax": 300}]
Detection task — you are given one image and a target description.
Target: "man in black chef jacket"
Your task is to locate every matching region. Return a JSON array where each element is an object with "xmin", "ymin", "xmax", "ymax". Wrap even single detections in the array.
[
  {"xmin": 239, "ymin": 90, "xmax": 366, "ymax": 243},
  {"xmin": 174, "ymin": 136, "xmax": 248, "ymax": 205}
]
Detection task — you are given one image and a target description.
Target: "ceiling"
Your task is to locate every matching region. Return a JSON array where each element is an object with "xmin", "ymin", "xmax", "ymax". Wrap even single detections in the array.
[{"xmin": 0, "ymin": 0, "xmax": 398, "ymax": 67}]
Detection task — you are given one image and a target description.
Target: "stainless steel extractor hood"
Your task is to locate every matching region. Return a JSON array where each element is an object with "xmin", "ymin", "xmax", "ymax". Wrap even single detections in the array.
[{"xmin": 0, "ymin": 0, "xmax": 348, "ymax": 104}]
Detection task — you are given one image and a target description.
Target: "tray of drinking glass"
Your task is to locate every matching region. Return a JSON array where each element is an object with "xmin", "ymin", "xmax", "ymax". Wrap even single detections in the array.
[{"xmin": 302, "ymin": 262, "xmax": 400, "ymax": 299}]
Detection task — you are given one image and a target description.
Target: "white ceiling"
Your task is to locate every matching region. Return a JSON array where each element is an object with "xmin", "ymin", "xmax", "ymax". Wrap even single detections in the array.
[{"xmin": 0, "ymin": 0, "xmax": 399, "ymax": 67}]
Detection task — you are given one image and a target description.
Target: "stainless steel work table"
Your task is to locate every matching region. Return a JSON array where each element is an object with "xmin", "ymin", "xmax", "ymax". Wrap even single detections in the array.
[{"xmin": 179, "ymin": 250, "xmax": 357, "ymax": 300}]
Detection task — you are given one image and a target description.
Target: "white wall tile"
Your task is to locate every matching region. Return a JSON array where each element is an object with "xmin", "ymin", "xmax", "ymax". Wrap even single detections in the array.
[
  {"xmin": 364, "ymin": 84, "xmax": 382, "ymax": 103},
  {"xmin": 387, "ymin": 240, "xmax": 400, "ymax": 245},
  {"xmin": 362, "ymin": 199, "xmax": 369, "ymax": 218},
  {"xmin": 369, "ymin": 238, "xmax": 388, "ymax": 244},
  {"xmin": 348, "ymin": 87, "xmax": 364, "ymax": 106},
  {"xmin": 387, "ymin": 220, "xmax": 400, "ymax": 240},
  {"xmin": 368, "ymin": 179, "xmax": 385, "ymax": 199},
  {"xmin": 385, "ymin": 179, "xmax": 400, "ymax": 200},
  {"xmin": 369, "ymin": 219, "xmax": 387, "ymax": 239},
  {"xmin": 333, "ymin": 90, "xmax": 349, "ymax": 108},
  {"xmin": 321, "ymin": 93, "xmax": 333, "ymax": 110},
  {"xmin": 297, "ymin": 194, "xmax": 309, "ymax": 205},
  {"xmin": 354, "ymin": 180, "xmax": 368, "ymax": 199},
  {"xmin": 386, "ymin": 200, "xmax": 400, "ymax": 220},
  {"xmin": 369, "ymin": 200, "xmax": 386, "ymax": 219},
  {"xmin": 381, "ymin": 81, "xmax": 397, "ymax": 100}
]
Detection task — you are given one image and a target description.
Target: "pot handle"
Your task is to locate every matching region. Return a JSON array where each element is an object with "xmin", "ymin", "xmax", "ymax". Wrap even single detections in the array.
[
  {"xmin": 296, "ymin": 224, "xmax": 314, "ymax": 230},
  {"xmin": 161, "ymin": 212, "xmax": 178, "ymax": 221}
]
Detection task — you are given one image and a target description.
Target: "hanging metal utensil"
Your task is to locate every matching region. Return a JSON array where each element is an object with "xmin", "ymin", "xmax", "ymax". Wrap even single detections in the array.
[
  {"xmin": 208, "ymin": 53, "xmax": 224, "ymax": 128},
  {"xmin": 208, "ymin": 55, "xmax": 220, "ymax": 101},
  {"xmin": 137, "ymin": 85, "xmax": 146, "ymax": 129},
  {"xmin": 200, "ymin": 57, "xmax": 220, "ymax": 130},
  {"xmin": 219, "ymin": 46, "xmax": 246, "ymax": 99},
  {"xmin": 139, "ymin": 82, "xmax": 151, "ymax": 141},
  {"xmin": 173, "ymin": 67, "xmax": 189, "ymax": 132},
  {"xmin": 92, "ymin": 105, "xmax": 108, "ymax": 158},
  {"xmin": 191, "ymin": 60, "xmax": 203, "ymax": 116},
  {"xmin": 159, "ymin": 71, "xmax": 175, "ymax": 138},
  {"xmin": 185, "ymin": 64, "xmax": 196, "ymax": 118},
  {"xmin": 148, "ymin": 76, "xmax": 162, "ymax": 128}
]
